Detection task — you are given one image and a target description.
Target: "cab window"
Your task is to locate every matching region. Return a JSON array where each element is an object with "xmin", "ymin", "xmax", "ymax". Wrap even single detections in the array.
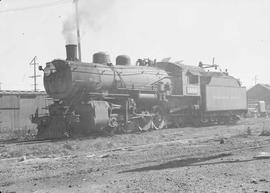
[{"xmin": 188, "ymin": 74, "xmax": 199, "ymax": 84}]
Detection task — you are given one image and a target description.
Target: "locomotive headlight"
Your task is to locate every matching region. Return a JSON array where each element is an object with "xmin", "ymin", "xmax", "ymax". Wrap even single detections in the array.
[{"xmin": 44, "ymin": 63, "xmax": 56, "ymax": 76}]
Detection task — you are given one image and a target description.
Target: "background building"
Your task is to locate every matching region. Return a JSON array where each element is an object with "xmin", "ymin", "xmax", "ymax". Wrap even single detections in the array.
[
  {"xmin": 247, "ymin": 84, "xmax": 270, "ymax": 110},
  {"xmin": 0, "ymin": 90, "xmax": 50, "ymax": 132}
]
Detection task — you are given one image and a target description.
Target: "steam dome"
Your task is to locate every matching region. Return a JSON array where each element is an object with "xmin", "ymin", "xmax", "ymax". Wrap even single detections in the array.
[
  {"xmin": 93, "ymin": 52, "xmax": 111, "ymax": 64},
  {"xmin": 116, "ymin": 55, "xmax": 131, "ymax": 66}
]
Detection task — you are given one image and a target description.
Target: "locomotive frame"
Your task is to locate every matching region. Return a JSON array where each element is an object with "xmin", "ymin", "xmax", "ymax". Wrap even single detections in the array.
[{"xmin": 32, "ymin": 44, "xmax": 247, "ymax": 139}]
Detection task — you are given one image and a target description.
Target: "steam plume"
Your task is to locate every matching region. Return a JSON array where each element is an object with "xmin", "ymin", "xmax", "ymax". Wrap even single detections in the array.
[{"xmin": 62, "ymin": 0, "xmax": 115, "ymax": 44}]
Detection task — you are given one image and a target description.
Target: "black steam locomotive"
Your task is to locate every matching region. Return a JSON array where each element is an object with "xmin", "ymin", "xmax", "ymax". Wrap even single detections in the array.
[{"xmin": 32, "ymin": 44, "xmax": 247, "ymax": 139}]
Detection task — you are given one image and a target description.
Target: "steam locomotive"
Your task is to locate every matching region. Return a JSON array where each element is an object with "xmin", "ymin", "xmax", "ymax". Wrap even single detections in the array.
[{"xmin": 32, "ymin": 44, "xmax": 247, "ymax": 139}]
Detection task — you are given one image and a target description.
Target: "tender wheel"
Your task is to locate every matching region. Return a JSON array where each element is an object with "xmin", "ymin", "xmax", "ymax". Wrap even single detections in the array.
[{"xmin": 191, "ymin": 117, "xmax": 201, "ymax": 127}]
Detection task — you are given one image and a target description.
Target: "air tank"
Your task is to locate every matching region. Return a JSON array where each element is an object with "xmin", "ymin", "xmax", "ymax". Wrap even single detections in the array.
[
  {"xmin": 93, "ymin": 52, "xmax": 111, "ymax": 64},
  {"xmin": 116, "ymin": 55, "xmax": 131, "ymax": 66}
]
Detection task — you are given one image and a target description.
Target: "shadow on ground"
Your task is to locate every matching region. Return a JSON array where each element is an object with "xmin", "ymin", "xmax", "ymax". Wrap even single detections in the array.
[{"xmin": 121, "ymin": 153, "xmax": 268, "ymax": 173}]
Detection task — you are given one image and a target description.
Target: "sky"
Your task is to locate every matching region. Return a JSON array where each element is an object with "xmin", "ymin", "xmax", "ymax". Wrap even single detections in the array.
[{"xmin": 0, "ymin": 0, "xmax": 269, "ymax": 91}]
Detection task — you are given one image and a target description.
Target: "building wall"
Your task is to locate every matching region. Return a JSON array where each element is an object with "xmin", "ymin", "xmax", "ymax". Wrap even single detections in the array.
[
  {"xmin": 0, "ymin": 109, "xmax": 20, "ymax": 129},
  {"xmin": 0, "ymin": 92, "xmax": 49, "ymax": 131},
  {"xmin": 19, "ymin": 95, "xmax": 49, "ymax": 130}
]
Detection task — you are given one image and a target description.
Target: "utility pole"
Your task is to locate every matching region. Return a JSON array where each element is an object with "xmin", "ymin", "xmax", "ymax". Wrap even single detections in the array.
[
  {"xmin": 212, "ymin": 57, "xmax": 215, "ymax": 65},
  {"xmin": 74, "ymin": 0, "xmax": 81, "ymax": 61},
  {"xmin": 254, "ymin": 75, "xmax": 258, "ymax": 85},
  {"xmin": 29, "ymin": 56, "xmax": 41, "ymax": 92}
]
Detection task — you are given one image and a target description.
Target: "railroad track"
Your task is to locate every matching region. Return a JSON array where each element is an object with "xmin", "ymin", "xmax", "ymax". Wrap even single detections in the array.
[
  {"xmin": 0, "ymin": 134, "xmax": 104, "ymax": 145},
  {"xmin": 0, "ymin": 138, "xmax": 65, "ymax": 145}
]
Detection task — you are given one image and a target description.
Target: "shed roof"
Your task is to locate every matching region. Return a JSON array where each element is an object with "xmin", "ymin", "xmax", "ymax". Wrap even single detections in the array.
[
  {"xmin": 260, "ymin": 84, "xmax": 270, "ymax": 90},
  {"xmin": 248, "ymin": 84, "xmax": 270, "ymax": 92}
]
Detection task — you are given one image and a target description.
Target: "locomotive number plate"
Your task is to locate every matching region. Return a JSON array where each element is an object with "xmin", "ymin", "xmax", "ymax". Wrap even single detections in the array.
[{"xmin": 186, "ymin": 86, "xmax": 199, "ymax": 95}]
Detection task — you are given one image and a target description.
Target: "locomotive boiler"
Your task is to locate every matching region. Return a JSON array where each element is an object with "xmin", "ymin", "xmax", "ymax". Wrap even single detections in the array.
[{"xmin": 32, "ymin": 44, "xmax": 247, "ymax": 139}]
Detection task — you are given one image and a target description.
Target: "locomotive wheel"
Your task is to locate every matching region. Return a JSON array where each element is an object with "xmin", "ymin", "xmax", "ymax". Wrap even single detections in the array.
[
  {"xmin": 125, "ymin": 116, "xmax": 153, "ymax": 133},
  {"xmin": 138, "ymin": 116, "xmax": 153, "ymax": 131},
  {"xmin": 152, "ymin": 106, "xmax": 167, "ymax": 130},
  {"xmin": 102, "ymin": 116, "xmax": 120, "ymax": 135},
  {"xmin": 172, "ymin": 116, "xmax": 184, "ymax": 128},
  {"xmin": 125, "ymin": 119, "xmax": 141, "ymax": 133}
]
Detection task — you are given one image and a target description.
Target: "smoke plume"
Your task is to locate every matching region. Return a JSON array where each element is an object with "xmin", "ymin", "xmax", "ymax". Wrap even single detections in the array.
[{"xmin": 62, "ymin": 0, "xmax": 115, "ymax": 44}]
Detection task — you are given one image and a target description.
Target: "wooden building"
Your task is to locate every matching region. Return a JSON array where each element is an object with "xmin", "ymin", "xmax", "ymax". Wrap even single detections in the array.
[{"xmin": 0, "ymin": 91, "xmax": 50, "ymax": 131}]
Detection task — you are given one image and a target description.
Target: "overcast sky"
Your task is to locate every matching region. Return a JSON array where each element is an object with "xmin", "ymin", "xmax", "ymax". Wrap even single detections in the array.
[{"xmin": 0, "ymin": 0, "xmax": 269, "ymax": 90}]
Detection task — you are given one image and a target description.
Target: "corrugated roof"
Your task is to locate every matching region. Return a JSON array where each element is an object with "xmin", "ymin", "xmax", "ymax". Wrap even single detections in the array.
[{"xmin": 0, "ymin": 90, "xmax": 47, "ymax": 95}]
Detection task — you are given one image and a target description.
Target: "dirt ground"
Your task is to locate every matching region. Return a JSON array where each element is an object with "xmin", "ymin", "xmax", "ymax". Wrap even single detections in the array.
[{"xmin": 0, "ymin": 118, "xmax": 270, "ymax": 193}]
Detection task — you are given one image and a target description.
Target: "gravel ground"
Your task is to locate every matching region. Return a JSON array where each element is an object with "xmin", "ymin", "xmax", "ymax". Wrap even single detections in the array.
[{"xmin": 0, "ymin": 118, "xmax": 270, "ymax": 193}]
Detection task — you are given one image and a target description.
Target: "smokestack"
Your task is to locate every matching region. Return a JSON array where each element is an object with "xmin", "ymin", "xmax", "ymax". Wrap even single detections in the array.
[{"xmin": 65, "ymin": 44, "xmax": 77, "ymax": 61}]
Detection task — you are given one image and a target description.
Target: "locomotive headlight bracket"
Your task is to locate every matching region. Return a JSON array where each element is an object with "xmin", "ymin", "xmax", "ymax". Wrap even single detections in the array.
[
  {"xmin": 44, "ymin": 63, "xmax": 56, "ymax": 76},
  {"xmin": 38, "ymin": 66, "xmax": 44, "ymax": 71}
]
